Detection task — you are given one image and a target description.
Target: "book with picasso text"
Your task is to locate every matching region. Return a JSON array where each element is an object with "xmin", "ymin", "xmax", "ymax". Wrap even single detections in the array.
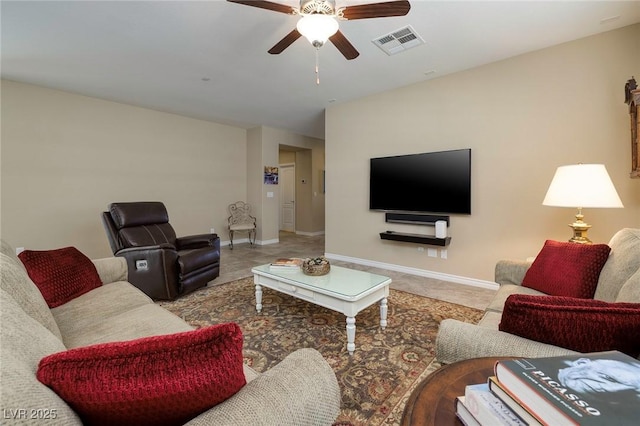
[{"xmin": 494, "ymin": 350, "xmax": 640, "ymax": 426}]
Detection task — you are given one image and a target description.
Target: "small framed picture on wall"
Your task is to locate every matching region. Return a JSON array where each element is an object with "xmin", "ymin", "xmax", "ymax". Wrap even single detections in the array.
[{"xmin": 264, "ymin": 166, "xmax": 279, "ymax": 184}]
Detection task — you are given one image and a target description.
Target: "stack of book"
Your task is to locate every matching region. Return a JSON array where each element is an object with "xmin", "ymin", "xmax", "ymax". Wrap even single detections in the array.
[
  {"xmin": 455, "ymin": 383, "xmax": 527, "ymax": 426},
  {"xmin": 268, "ymin": 257, "xmax": 303, "ymax": 270},
  {"xmin": 456, "ymin": 350, "xmax": 640, "ymax": 426}
]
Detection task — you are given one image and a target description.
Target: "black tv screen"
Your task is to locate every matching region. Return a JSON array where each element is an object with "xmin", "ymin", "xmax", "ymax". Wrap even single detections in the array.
[{"xmin": 369, "ymin": 149, "xmax": 471, "ymax": 214}]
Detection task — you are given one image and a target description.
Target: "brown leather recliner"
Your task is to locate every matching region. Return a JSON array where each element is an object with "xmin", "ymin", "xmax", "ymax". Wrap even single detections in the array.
[{"xmin": 101, "ymin": 202, "xmax": 220, "ymax": 300}]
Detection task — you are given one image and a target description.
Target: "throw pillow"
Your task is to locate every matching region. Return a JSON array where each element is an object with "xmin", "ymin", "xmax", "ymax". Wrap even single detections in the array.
[
  {"xmin": 521, "ymin": 240, "xmax": 610, "ymax": 298},
  {"xmin": 37, "ymin": 323, "xmax": 246, "ymax": 426},
  {"xmin": 499, "ymin": 294, "xmax": 640, "ymax": 357},
  {"xmin": 18, "ymin": 246, "xmax": 103, "ymax": 308}
]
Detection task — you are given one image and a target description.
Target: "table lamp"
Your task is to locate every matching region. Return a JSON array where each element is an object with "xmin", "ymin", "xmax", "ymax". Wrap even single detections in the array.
[{"xmin": 542, "ymin": 164, "xmax": 623, "ymax": 244}]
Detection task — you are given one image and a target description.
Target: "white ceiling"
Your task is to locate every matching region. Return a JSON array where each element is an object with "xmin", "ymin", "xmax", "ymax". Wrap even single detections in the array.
[{"xmin": 2, "ymin": 1, "xmax": 639, "ymax": 139}]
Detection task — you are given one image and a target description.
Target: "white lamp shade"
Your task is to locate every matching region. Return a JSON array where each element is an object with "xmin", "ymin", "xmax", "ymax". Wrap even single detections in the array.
[
  {"xmin": 296, "ymin": 14, "xmax": 339, "ymax": 45},
  {"xmin": 542, "ymin": 164, "xmax": 624, "ymax": 208}
]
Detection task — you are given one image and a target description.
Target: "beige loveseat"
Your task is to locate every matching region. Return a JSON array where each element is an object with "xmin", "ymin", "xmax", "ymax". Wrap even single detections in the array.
[
  {"xmin": 0, "ymin": 239, "xmax": 341, "ymax": 425},
  {"xmin": 435, "ymin": 228, "xmax": 640, "ymax": 364}
]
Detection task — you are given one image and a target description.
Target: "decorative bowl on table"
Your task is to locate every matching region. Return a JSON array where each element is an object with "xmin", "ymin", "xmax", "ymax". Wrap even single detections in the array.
[{"xmin": 302, "ymin": 257, "xmax": 330, "ymax": 276}]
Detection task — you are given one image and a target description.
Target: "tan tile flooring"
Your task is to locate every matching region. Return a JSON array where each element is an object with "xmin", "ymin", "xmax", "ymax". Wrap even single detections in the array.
[{"xmin": 214, "ymin": 231, "xmax": 496, "ymax": 311}]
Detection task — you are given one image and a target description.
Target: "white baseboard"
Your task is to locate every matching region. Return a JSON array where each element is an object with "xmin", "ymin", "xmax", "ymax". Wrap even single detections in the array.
[
  {"xmin": 224, "ymin": 231, "xmax": 324, "ymax": 246},
  {"xmin": 221, "ymin": 238, "xmax": 279, "ymax": 247},
  {"xmin": 324, "ymin": 252, "xmax": 498, "ymax": 290}
]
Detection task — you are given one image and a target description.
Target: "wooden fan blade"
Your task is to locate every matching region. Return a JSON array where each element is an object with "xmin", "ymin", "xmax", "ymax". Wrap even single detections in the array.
[
  {"xmin": 226, "ymin": 0, "xmax": 296, "ymax": 15},
  {"xmin": 268, "ymin": 29, "xmax": 302, "ymax": 54},
  {"xmin": 341, "ymin": 0, "xmax": 410, "ymax": 20},
  {"xmin": 329, "ymin": 30, "xmax": 359, "ymax": 60}
]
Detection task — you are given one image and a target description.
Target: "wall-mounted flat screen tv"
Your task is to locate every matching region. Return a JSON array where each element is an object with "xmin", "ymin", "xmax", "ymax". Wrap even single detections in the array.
[{"xmin": 369, "ymin": 148, "xmax": 471, "ymax": 214}]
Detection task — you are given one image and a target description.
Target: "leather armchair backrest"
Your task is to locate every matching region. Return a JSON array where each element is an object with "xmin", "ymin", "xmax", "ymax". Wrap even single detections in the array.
[
  {"xmin": 107, "ymin": 202, "xmax": 178, "ymax": 249},
  {"xmin": 118, "ymin": 225, "xmax": 177, "ymax": 248},
  {"xmin": 101, "ymin": 211, "xmax": 121, "ymax": 253},
  {"xmin": 109, "ymin": 202, "xmax": 169, "ymax": 228}
]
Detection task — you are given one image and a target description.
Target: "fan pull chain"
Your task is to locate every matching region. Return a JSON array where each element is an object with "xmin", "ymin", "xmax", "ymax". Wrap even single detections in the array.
[{"xmin": 315, "ymin": 48, "xmax": 320, "ymax": 85}]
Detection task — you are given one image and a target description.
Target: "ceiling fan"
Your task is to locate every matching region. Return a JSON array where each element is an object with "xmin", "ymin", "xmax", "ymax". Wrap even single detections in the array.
[{"xmin": 227, "ymin": 0, "xmax": 411, "ymax": 60}]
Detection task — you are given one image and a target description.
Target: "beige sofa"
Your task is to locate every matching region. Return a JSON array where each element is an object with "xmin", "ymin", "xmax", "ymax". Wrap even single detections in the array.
[
  {"xmin": 435, "ymin": 228, "xmax": 640, "ymax": 364},
  {"xmin": 0, "ymin": 239, "xmax": 341, "ymax": 425}
]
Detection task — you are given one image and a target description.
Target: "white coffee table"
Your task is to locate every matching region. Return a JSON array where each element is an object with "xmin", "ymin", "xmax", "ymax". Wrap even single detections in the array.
[{"xmin": 251, "ymin": 264, "xmax": 391, "ymax": 355}]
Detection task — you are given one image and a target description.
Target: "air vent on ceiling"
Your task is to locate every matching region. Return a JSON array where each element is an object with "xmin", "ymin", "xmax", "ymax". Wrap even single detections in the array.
[{"xmin": 372, "ymin": 25, "xmax": 424, "ymax": 56}]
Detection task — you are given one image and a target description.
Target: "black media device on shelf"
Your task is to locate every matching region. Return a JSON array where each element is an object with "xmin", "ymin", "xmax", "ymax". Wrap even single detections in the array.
[
  {"xmin": 385, "ymin": 212, "xmax": 449, "ymax": 226},
  {"xmin": 369, "ymin": 148, "xmax": 471, "ymax": 215}
]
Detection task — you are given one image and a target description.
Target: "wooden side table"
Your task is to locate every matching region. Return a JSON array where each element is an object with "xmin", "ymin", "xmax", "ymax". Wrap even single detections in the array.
[{"xmin": 401, "ymin": 357, "xmax": 510, "ymax": 426}]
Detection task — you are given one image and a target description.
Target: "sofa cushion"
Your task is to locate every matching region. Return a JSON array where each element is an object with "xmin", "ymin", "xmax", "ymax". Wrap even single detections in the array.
[
  {"xmin": 477, "ymin": 311, "xmax": 503, "ymax": 329},
  {"xmin": 1, "ymin": 239, "xmax": 26, "ymax": 269},
  {"xmin": 616, "ymin": 269, "xmax": 640, "ymax": 303},
  {"xmin": 499, "ymin": 294, "xmax": 640, "ymax": 357},
  {"xmin": 594, "ymin": 228, "xmax": 640, "ymax": 302},
  {"xmin": 37, "ymin": 323, "xmax": 246, "ymax": 426},
  {"xmin": 50, "ymin": 281, "xmax": 159, "ymax": 346},
  {"xmin": 185, "ymin": 348, "xmax": 340, "ymax": 426},
  {"xmin": 19, "ymin": 247, "xmax": 103, "ymax": 308},
  {"xmin": 0, "ymin": 288, "xmax": 81, "ymax": 424},
  {"xmin": 58, "ymin": 303, "xmax": 196, "ymax": 349},
  {"xmin": 521, "ymin": 240, "xmax": 610, "ymax": 298},
  {"xmin": 91, "ymin": 256, "xmax": 128, "ymax": 285},
  {"xmin": 486, "ymin": 283, "xmax": 545, "ymax": 313},
  {"xmin": 0, "ymin": 251, "xmax": 63, "ymax": 340}
]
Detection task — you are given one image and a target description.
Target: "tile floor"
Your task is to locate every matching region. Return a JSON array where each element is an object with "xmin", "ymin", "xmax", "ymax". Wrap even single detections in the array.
[{"xmin": 214, "ymin": 231, "xmax": 496, "ymax": 311}]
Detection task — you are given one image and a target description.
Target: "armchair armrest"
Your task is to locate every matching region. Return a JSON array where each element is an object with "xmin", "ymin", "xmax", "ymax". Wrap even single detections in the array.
[
  {"xmin": 113, "ymin": 245, "xmax": 180, "ymax": 300},
  {"xmin": 185, "ymin": 348, "xmax": 340, "ymax": 426},
  {"xmin": 176, "ymin": 234, "xmax": 218, "ymax": 250},
  {"xmin": 115, "ymin": 243, "xmax": 176, "ymax": 255},
  {"xmin": 494, "ymin": 259, "xmax": 533, "ymax": 286},
  {"xmin": 435, "ymin": 319, "xmax": 578, "ymax": 365},
  {"xmin": 91, "ymin": 257, "xmax": 127, "ymax": 284}
]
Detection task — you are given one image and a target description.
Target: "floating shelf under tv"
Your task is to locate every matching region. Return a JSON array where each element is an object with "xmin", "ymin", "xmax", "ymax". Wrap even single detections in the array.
[{"xmin": 379, "ymin": 231, "xmax": 451, "ymax": 246}]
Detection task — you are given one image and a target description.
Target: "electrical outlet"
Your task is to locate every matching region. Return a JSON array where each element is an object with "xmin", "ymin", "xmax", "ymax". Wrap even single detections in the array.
[
  {"xmin": 417, "ymin": 247, "xmax": 425, "ymax": 252},
  {"xmin": 427, "ymin": 248, "xmax": 437, "ymax": 257},
  {"xmin": 440, "ymin": 249, "xmax": 448, "ymax": 259},
  {"xmin": 210, "ymin": 228, "xmax": 215, "ymax": 234}
]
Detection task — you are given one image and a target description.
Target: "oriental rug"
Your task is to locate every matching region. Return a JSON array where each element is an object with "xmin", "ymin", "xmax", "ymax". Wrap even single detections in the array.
[{"xmin": 158, "ymin": 277, "xmax": 483, "ymax": 425}]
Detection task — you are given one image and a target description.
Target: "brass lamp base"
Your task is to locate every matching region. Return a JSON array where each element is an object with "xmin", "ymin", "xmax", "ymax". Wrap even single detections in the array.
[{"xmin": 568, "ymin": 212, "xmax": 592, "ymax": 244}]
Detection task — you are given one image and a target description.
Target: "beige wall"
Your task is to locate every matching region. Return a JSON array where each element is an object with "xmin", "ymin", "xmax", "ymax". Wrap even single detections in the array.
[
  {"xmin": 0, "ymin": 82, "xmax": 326, "ymax": 257},
  {"xmin": 279, "ymin": 151, "xmax": 296, "ymax": 164},
  {"xmin": 279, "ymin": 147, "xmax": 326, "ymax": 235},
  {"xmin": 1, "ymin": 80, "xmax": 248, "ymax": 258},
  {"xmin": 325, "ymin": 24, "xmax": 640, "ymax": 283},
  {"xmin": 3, "ymin": 24, "xmax": 638, "ymax": 284},
  {"xmin": 310, "ymin": 146, "xmax": 326, "ymax": 233},
  {"xmin": 256, "ymin": 127, "xmax": 325, "ymax": 238},
  {"xmin": 246, "ymin": 126, "xmax": 266, "ymax": 242},
  {"xmin": 294, "ymin": 150, "xmax": 314, "ymax": 232}
]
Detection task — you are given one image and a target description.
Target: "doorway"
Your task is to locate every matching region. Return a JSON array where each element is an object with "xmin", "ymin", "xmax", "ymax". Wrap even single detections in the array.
[{"xmin": 279, "ymin": 163, "xmax": 295, "ymax": 232}]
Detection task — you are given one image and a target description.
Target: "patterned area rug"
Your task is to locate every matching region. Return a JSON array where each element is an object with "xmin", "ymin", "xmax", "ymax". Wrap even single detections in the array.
[{"xmin": 158, "ymin": 277, "xmax": 482, "ymax": 425}]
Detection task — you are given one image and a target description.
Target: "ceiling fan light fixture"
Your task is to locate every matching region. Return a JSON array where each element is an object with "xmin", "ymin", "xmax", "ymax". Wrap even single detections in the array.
[{"xmin": 296, "ymin": 14, "xmax": 339, "ymax": 47}]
